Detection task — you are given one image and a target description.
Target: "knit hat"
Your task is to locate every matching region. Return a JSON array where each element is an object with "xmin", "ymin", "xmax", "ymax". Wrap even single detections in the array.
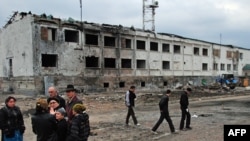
[
  {"xmin": 56, "ymin": 107, "xmax": 66, "ymax": 116},
  {"xmin": 47, "ymin": 97, "xmax": 60, "ymax": 104},
  {"xmin": 36, "ymin": 98, "xmax": 48, "ymax": 110},
  {"xmin": 73, "ymin": 104, "xmax": 86, "ymax": 113}
]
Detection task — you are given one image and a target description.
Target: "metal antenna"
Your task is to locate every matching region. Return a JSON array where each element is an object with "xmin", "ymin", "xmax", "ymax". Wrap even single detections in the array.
[{"xmin": 143, "ymin": 0, "xmax": 159, "ymax": 32}]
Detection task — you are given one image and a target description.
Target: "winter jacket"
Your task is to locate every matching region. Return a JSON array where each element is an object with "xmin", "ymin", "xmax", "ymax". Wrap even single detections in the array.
[
  {"xmin": 31, "ymin": 112, "xmax": 57, "ymax": 141},
  {"xmin": 66, "ymin": 96, "xmax": 82, "ymax": 123},
  {"xmin": 0, "ymin": 105, "xmax": 25, "ymax": 140},
  {"xmin": 180, "ymin": 91, "xmax": 189, "ymax": 109},
  {"xmin": 66, "ymin": 112, "xmax": 90, "ymax": 141},
  {"xmin": 56, "ymin": 118, "xmax": 68, "ymax": 141},
  {"xmin": 125, "ymin": 90, "xmax": 136, "ymax": 107},
  {"xmin": 159, "ymin": 95, "xmax": 169, "ymax": 112}
]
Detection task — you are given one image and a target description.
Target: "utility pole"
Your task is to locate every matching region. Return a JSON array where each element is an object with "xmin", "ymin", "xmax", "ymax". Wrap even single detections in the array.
[{"xmin": 142, "ymin": 0, "xmax": 159, "ymax": 32}]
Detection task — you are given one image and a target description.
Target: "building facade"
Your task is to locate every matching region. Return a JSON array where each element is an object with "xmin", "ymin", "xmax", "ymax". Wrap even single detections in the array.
[{"xmin": 0, "ymin": 12, "xmax": 250, "ymax": 95}]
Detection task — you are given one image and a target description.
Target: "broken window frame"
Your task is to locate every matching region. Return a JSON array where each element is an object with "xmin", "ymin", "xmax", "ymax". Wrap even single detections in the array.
[
  {"xmin": 41, "ymin": 54, "xmax": 57, "ymax": 67},
  {"xmin": 104, "ymin": 36, "xmax": 116, "ymax": 47},
  {"xmin": 226, "ymin": 51, "xmax": 232, "ymax": 58},
  {"xmin": 136, "ymin": 60, "xmax": 146, "ymax": 69},
  {"xmin": 64, "ymin": 29, "xmax": 79, "ymax": 43},
  {"xmin": 213, "ymin": 49, "xmax": 220, "ymax": 57},
  {"xmin": 104, "ymin": 58, "xmax": 116, "ymax": 68},
  {"xmin": 202, "ymin": 48, "xmax": 208, "ymax": 56},
  {"xmin": 121, "ymin": 59, "xmax": 132, "ymax": 68},
  {"xmin": 121, "ymin": 38, "xmax": 132, "ymax": 49},
  {"xmin": 85, "ymin": 33, "xmax": 98, "ymax": 46},
  {"xmin": 86, "ymin": 56, "xmax": 99, "ymax": 68}
]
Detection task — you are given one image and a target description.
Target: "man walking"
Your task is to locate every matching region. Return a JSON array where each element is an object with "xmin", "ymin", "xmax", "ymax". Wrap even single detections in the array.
[
  {"xmin": 179, "ymin": 87, "xmax": 192, "ymax": 130},
  {"xmin": 125, "ymin": 86, "xmax": 140, "ymax": 126},
  {"xmin": 152, "ymin": 89, "xmax": 177, "ymax": 134}
]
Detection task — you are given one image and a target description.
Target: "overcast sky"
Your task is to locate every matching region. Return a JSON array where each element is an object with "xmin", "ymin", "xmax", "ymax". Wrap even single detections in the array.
[{"xmin": 1, "ymin": 0, "xmax": 250, "ymax": 48}]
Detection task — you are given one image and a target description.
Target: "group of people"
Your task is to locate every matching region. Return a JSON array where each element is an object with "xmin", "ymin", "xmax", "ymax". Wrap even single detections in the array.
[
  {"xmin": 125, "ymin": 86, "xmax": 192, "ymax": 134},
  {"xmin": 0, "ymin": 84, "xmax": 90, "ymax": 141}
]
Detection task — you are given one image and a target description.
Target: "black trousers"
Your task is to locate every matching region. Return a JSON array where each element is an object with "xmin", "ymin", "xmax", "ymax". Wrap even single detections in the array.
[
  {"xmin": 152, "ymin": 111, "xmax": 175, "ymax": 132},
  {"xmin": 179, "ymin": 108, "xmax": 191, "ymax": 129},
  {"xmin": 125, "ymin": 106, "xmax": 138, "ymax": 125}
]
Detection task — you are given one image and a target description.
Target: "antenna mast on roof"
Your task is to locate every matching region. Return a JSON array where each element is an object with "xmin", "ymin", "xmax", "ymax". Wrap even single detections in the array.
[{"xmin": 143, "ymin": 0, "xmax": 159, "ymax": 32}]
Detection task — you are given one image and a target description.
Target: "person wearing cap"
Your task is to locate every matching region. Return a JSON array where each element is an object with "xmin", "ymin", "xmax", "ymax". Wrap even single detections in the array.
[
  {"xmin": 65, "ymin": 84, "xmax": 82, "ymax": 124},
  {"xmin": 31, "ymin": 98, "xmax": 57, "ymax": 141},
  {"xmin": 66, "ymin": 104, "xmax": 90, "ymax": 141},
  {"xmin": 55, "ymin": 107, "xmax": 68, "ymax": 141},
  {"xmin": 47, "ymin": 86, "xmax": 66, "ymax": 109},
  {"xmin": 48, "ymin": 97, "xmax": 61, "ymax": 115},
  {"xmin": 0, "ymin": 96, "xmax": 25, "ymax": 141},
  {"xmin": 179, "ymin": 87, "xmax": 192, "ymax": 130},
  {"xmin": 151, "ymin": 89, "xmax": 177, "ymax": 134}
]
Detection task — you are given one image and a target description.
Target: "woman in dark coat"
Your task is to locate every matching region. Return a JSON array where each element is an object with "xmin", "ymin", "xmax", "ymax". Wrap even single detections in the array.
[
  {"xmin": 31, "ymin": 98, "xmax": 57, "ymax": 141},
  {"xmin": 55, "ymin": 107, "xmax": 68, "ymax": 141},
  {"xmin": 0, "ymin": 96, "xmax": 25, "ymax": 141},
  {"xmin": 66, "ymin": 104, "xmax": 90, "ymax": 141}
]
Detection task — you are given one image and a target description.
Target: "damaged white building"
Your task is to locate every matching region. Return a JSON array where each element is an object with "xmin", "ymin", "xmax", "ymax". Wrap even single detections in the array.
[{"xmin": 0, "ymin": 12, "xmax": 250, "ymax": 95}]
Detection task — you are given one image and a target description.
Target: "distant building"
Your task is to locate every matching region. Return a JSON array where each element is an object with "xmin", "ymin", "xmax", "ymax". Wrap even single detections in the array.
[{"xmin": 0, "ymin": 12, "xmax": 249, "ymax": 95}]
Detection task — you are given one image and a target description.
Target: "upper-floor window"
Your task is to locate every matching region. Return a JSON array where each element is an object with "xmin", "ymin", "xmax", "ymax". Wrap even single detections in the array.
[
  {"xmin": 150, "ymin": 42, "xmax": 158, "ymax": 51},
  {"xmin": 213, "ymin": 49, "xmax": 220, "ymax": 57},
  {"xmin": 41, "ymin": 27, "xmax": 57, "ymax": 41},
  {"xmin": 137, "ymin": 60, "xmax": 146, "ymax": 68},
  {"xmin": 104, "ymin": 36, "xmax": 116, "ymax": 47},
  {"xmin": 162, "ymin": 43, "xmax": 170, "ymax": 52},
  {"xmin": 203, "ymin": 48, "xmax": 208, "ymax": 56},
  {"xmin": 194, "ymin": 47, "xmax": 199, "ymax": 55},
  {"xmin": 202, "ymin": 63, "xmax": 208, "ymax": 71},
  {"xmin": 173, "ymin": 45, "xmax": 181, "ymax": 54},
  {"xmin": 65, "ymin": 30, "xmax": 79, "ymax": 43},
  {"xmin": 137, "ymin": 40, "xmax": 146, "ymax": 50},
  {"xmin": 221, "ymin": 63, "xmax": 225, "ymax": 70},
  {"xmin": 213, "ymin": 63, "xmax": 218, "ymax": 70},
  {"xmin": 162, "ymin": 61, "xmax": 170, "ymax": 70},
  {"xmin": 121, "ymin": 38, "xmax": 132, "ymax": 48},
  {"xmin": 86, "ymin": 56, "xmax": 99, "ymax": 68},
  {"xmin": 226, "ymin": 51, "xmax": 232, "ymax": 58},
  {"xmin": 85, "ymin": 34, "xmax": 98, "ymax": 45}
]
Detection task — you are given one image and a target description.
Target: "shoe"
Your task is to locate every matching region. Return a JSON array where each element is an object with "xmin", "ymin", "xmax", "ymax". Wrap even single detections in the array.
[
  {"xmin": 151, "ymin": 130, "xmax": 158, "ymax": 135},
  {"xmin": 171, "ymin": 131, "xmax": 179, "ymax": 134},
  {"xmin": 186, "ymin": 127, "xmax": 192, "ymax": 130},
  {"xmin": 136, "ymin": 123, "xmax": 141, "ymax": 126},
  {"xmin": 179, "ymin": 128, "xmax": 187, "ymax": 131}
]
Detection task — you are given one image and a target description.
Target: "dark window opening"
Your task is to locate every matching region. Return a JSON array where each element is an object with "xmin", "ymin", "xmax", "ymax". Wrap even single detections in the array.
[
  {"xmin": 104, "ymin": 58, "xmax": 116, "ymax": 68},
  {"xmin": 85, "ymin": 34, "xmax": 98, "ymax": 45},
  {"xmin": 86, "ymin": 56, "xmax": 99, "ymax": 68},
  {"xmin": 203, "ymin": 48, "xmax": 208, "ymax": 56},
  {"xmin": 194, "ymin": 47, "xmax": 199, "ymax": 55},
  {"xmin": 104, "ymin": 36, "xmax": 116, "ymax": 47},
  {"xmin": 150, "ymin": 42, "xmax": 158, "ymax": 51},
  {"xmin": 121, "ymin": 38, "xmax": 131, "ymax": 48},
  {"xmin": 163, "ymin": 81, "xmax": 168, "ymax": 86},
  {"xmin": 42, "ymin": 54, "xmax": 57, "ymax": 67},
  {"xmin": 136, "ymin": 40, "xmax": 146, "ymax": 50},
  {"xmin": 174, "ymin": 45, "xmax": 181, "ymax": 53},
  {"xmin": 104, "ymin": 83, "xmax": 109, "ymax": 88},
  {"xmin": 213, "ymin": 63, "xmax": 218, "ymax": 70},
  {"xmin": 137, "ymin": 60, "xmax": 146, "ymax": 69},
  {"xmin": 65, "ymin": 30, "xmax": 79, "ymax": 43},
  {"xmin": 162, "ymin": 61, "xmax": 170, "ymax": 70},
  {"xmin": 202, "ymin": 63, "xmax": 208, "ymax": 71},
  {"xmin": 9, "ymin": 59, "xmax": 13, "ymax": 77},
  {"xmin": 121, "ymin": 59, "xmax": 132, "ymax": 68},
  {"xmin": 119, "ymin": 82, "xmax": 125, "ymax": 88},
  {"xmin": 141, "ymin": 81, "xmax": 145, "ymax": 87},
  {"xmin": 162, "ymin": 43, "xmax": 170, "ymax": 52}
]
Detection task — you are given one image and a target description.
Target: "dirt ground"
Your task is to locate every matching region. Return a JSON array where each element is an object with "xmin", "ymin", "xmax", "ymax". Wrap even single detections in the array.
[{"xmin": 0, "ymin": 88, "xmax": 250, "ymax": 141}]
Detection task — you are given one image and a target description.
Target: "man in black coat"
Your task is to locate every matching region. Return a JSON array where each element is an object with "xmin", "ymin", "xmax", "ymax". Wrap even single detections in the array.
[
  {"xmin": 151, "ymin": 90, "xmax": 177, "ymax": 134},
  {"xmin": 47, "ymin": 86, "xmax": 66, "ymax": 109},
  {"xmin": 125, "ymin": 86, "xmax": 139, "ymax": 126},
  {"xmin": 179, "ymin": 88, "xmax": 192, "ymax": 130}
]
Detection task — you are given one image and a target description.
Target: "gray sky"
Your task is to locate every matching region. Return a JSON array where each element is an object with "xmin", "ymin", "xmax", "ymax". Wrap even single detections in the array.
[{"xmin": 1, "ymin": 0, "xmax": 250, "ymax": 48}]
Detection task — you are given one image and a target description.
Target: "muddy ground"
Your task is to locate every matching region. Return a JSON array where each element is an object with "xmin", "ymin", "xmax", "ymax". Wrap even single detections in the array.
[{"xmin": 0, "ymin": 88, "xmax": 250, "ymax": 141}]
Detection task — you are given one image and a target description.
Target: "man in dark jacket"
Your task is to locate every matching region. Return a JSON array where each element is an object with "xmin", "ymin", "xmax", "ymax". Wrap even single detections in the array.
[
  {"xmin": 152, "ymin": 90, "xmax": 177, "ymax": 134},
  {"xmin": 31, "ymin": 98, "xmax": 57, "ymax": 141},
  {"xmin": 47, "ymin": 86, "xmax": 66, "ymax": 109},
  {"xmin": 125, "ymin": 86, "xmax": 139, "ymax": 126},
  {"xmin": 65, "ymin": 84, "xmax": 82, "ymax": 125},
  {"xmin": 179, "ymin": 88, "xmax": 192, "ymax": 130}
]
